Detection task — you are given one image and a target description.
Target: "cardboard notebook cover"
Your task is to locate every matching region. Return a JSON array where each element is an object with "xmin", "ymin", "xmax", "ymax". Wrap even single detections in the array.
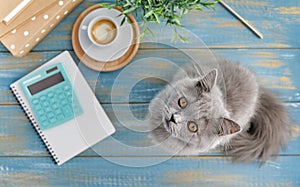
[
  {"xmin": 0, "ymin": 0, "xmax": 82, "ymax": 57},
  {"xmin": 10, "ymin": 51, "xmax": 116, "ymax": 165},
  {"xmin": 0, "ymin": 0, "xmax": 24, "ymax": 21},
  {"xmin": 0, "ymin": 0, "xmax": 56, "ymax": 38}
]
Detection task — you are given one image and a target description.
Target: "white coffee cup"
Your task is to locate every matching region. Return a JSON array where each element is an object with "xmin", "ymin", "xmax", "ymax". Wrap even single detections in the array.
[{"xmin": 87, "ymin": 16, "xmax": 118, "ymax": 46}]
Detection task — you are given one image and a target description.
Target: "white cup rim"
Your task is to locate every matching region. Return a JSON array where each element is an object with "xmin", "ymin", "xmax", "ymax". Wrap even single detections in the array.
[{"xmin": 87, "ymin": 16, "xmax": 119, "ymax": 47}]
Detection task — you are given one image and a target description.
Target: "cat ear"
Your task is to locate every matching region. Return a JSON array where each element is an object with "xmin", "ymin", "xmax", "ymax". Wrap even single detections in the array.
[
  {"xmin": 196, "ymin": 69, "xmax": 218, "ymax": 92},
  {"xmin": 217, "ymin": 118, "xmax": 241, "ymax": 136}
]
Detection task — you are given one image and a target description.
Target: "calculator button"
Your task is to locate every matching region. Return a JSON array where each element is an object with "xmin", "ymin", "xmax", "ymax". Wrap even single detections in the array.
[
  {"xmin": 61, "ymin": 100, "xmax": 68, "ymax": 105},
  {"xmin": 34, "ymin": 104, "xmax": 42, "ymax": 110},
  {"xmin": 42, "ymin": 121, "xmax": 50, "ymax": 128},
  {"xmin": 37, "ymin": 110, "xmax": 44, "ymax": 116},
  {"xmin": 50, "ymin": 118, "xmax": 56, "ymax": 124},
  {"xmin": 32, "ymin": 99, "xmax": 39, "ymax": 105},
  {"xmin": 40, "ymin": 115, "xmax": 47, "ymax": 122},
  {"xmin": 65, "ymin": 91, "xmax": 72, "ymax": 97},
  {"xmin": 54, "ymin": 109, "xmax": 62, "ymax": 115},
  {"xmin": 50, "ymin": 98, "xmax": 56, "ymax": 104},
  {"xmin": 42, "ymin": 101, "xmax": 50, "ymax": 107},
  {"xmin": 52, "ymin": 104, "xmax": 59, "ymax": 109},
  {"xmin": 47, "ymin": 92, "xmax": 54, "ymax": 98},
  {"xmin": 63, "ymin": 106, "xmax": 72, "ymax": 116},
  {"xmin": 40, "ymin": 95, "xmax": 46, "ymax": 101},
  {"xmin": 58, "ymin": 94, "xmax": 65, "ymax": 100},
  {"xmin": 45, "ymin": 107, "xmax": 52, "ymax": 113},
  {"xmin": 47, "ymin": 113, "xmax": 54, "ymax": 118},
  {"xmin": 33, "ymin": 83, "xmax": 82, "ymax": 130},
  {"xmin": 56, "ymin": 114, "xmax": 64, "ymax": 121}
]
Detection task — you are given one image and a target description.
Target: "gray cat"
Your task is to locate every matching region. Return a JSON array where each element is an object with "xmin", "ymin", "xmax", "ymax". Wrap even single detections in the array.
[{"xmin": 149, "ymin": 59, "xmax": 291, "ymax": 163}]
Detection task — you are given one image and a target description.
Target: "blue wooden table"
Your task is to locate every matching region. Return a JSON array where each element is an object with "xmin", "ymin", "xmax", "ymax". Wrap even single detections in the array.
[{"xmin": 1, "ymin": 0, "xmax": 300, "ymax": 186}]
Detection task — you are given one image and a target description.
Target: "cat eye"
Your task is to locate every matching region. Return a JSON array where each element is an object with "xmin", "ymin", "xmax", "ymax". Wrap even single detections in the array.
[
  {"xmin": 187, "ymin": 121, "xmax": 198, "ymax": 133},
  {"xmin": 178, "ymin": 97, "xmax": 188, "ymax": 108}
]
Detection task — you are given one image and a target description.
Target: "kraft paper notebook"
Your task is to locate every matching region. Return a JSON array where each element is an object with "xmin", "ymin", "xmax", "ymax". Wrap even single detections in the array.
[
  {"xmin": 0, "ymin": 0, "xmax": 82, "ymax": 57},
  {"xmin": 10, "ymin": 51, "xmax": 116, "ymax": 165},
  {"xmin": 0, "ymin": 0, "xmax": 56, "ymax": 38},
  {"xmin": 0, "ymin": 0, "xmax": 32, "ymax": 24}
]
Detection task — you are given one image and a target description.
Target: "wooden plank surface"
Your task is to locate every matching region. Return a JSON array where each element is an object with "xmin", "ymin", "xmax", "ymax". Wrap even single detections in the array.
[
  {"xmin": 0, "ymin": 157, "xmax": 299, "ymax": 187},
  {"xmin": 1, "ymin": 49, "xmax": 300, "ymax": 104},
  {"xmin": 0, "ymin": 0, "xmax": 299, "ymax": 51},
  {"xmin": 0, "ymin": 103, "xmax": 299, "ymax": 157},
  {"xmin": 0, "ymin": 0, "xmax": 299, "ymax": 186}
]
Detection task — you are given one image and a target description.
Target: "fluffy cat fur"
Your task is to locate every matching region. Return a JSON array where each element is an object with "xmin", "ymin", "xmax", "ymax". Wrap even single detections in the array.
[{"xmin": 149, "ymin": 59, "xmax": 291, "ymax": 163}]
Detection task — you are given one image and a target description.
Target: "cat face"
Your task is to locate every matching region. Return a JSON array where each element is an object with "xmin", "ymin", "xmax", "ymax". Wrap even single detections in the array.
[{"xmin": 156, "ymin": 69, "xmax": 241, "ymax": 150}]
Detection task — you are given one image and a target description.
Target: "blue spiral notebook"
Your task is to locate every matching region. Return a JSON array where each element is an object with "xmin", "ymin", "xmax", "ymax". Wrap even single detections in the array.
[{"xmin": 10, "ymin": 51, "xmax": 115, "ymax": 165}]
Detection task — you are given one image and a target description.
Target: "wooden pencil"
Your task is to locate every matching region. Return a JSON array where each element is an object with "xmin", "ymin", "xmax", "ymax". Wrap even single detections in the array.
[{"xmin": 219, "ymin": 0, "xmax": 263, "ymax": 39}]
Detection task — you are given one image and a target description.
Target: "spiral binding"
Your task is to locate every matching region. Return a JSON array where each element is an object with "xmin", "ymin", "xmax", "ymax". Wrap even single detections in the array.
[{"xmin": 10, "ymin": 85, "xmax": 60, "ymax": 164}]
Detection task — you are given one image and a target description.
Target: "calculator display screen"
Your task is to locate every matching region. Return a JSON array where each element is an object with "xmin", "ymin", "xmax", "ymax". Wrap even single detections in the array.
[{"xmin": 28, "ymin": 72, "xmax": 64, "ymax": 95}]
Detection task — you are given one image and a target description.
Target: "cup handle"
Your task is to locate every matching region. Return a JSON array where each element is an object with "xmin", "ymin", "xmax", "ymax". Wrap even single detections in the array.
[{"xmin": 81, "ymin": 25, "xmax": 87, "ymax": 30}]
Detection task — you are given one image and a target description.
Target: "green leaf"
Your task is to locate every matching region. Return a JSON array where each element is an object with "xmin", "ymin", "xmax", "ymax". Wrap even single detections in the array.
[
  {"xmin": 99, "ymin": 3, "xmax": 115, "ymax": 9},
  {"xmin": 111, "ymin": 0, "xmax": 218, "ymax": 43},
  {"xmin": 120, "ymin": 17, "xmax": 126, "ymax": 26},
  {"xmin": 153, "ymin": 13, "xmax": 160, "ymax": 23},
  {"xmin": 178, "ymin": 34, "xmax": 189, "ymax": 43},
  {"xmin": 174, "ymin": 17, "xmax": 181, "ymax": 26},
  {"xmin": 147, "ymin": 0, "xmax": 152, "ymax": 7},
  {"xmin": 147, "ymin": 27, "xmax": 155, "ymax": 37},
  {"xmin": 123, "ymin": 6, "xmax": 137, "ymax": 14},
  {"xmin": 144, "ymin": 10, "xmax": 154, "ymax": 18},
  {"xmin": 140, "ymin": 31, "xmax": 146, "ymax": 41},
  {"xmin": 171, "ymin": 28, "xmax": 179, "ymax": 43},
  {"xmin": 180, "ymin": 8, "xmax": 188, "ymax": 17},
  {"xmin": 171, "ymin": 32, "xmax": 180, "ymax": 43}
]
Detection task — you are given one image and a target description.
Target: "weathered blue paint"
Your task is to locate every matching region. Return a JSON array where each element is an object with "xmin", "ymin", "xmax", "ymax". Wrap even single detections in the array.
[
  {"xmin": 0, "ymin": 103, "xmax": 299, "ymax": 157},
  {"xmin": 1, "ymin": 49, "xmax": 300, "ymax": 104},
  {"xmin": 0, "ymin": 157, "xmax": 299, "ymax": 186},
  {"xmin": 0, "ymin": 0, "xmax": 300, "ymax": 52},
  {"xmin": 0, "ymin": 0, "xmax": 299, "ymax": 185}
]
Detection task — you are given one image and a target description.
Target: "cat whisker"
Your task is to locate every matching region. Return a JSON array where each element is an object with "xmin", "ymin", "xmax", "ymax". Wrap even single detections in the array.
[{"xmin": 164, "ymin": 118, "xmax": 170, "ymax": 128}]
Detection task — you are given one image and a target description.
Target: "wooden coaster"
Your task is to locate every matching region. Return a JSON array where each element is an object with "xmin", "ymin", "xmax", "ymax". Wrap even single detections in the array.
[{"xmin": 72, "ymin": 5, "xmax": 140, "ymax": 72}]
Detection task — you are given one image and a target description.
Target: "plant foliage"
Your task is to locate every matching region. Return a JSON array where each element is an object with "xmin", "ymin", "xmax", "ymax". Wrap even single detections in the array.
[{"xmin": 101, "ymin": 0, "xmax": 219, "ymax": 42}]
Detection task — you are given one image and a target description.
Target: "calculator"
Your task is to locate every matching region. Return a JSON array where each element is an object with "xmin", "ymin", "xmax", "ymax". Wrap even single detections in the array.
[{"xmin": 20, "ymin": 63, "xmax": 83, "ymax": 131}]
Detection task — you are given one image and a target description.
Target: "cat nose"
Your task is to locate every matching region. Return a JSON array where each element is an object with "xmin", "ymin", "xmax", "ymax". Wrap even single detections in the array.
[{"xmin": 170, "ymin": 114, "xmax": 176, "ymax": 123}]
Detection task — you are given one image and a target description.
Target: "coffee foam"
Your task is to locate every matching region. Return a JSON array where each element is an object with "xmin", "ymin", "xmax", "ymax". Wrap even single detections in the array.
[{"xmin": 91, "ymin": 19, "xmax": 117, "ymax": 45}]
